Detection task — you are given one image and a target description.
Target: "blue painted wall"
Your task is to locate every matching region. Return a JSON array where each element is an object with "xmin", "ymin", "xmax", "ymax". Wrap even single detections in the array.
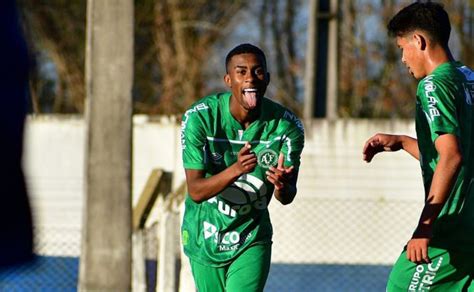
[{"xmin": 0, "ymin": 256, "xmax": 78, "ymax": 291}]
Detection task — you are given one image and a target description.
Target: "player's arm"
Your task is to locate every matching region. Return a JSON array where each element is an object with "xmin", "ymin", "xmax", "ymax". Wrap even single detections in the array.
[
  {"xmin": 268, "ymin": 118, "xmax": 304, "ymax": 205},
  {"xmin": 407, "ymin": 133, "xmax": 462, "ymax": 263},
  {"xmin": 267, "ymin": 153, "xmax": 298, "ymax": 205},
  {"xmin": 363, "ymin": 133, "xmax": 419, "ymax": 162},
  {"xmin": 185, "ymin": 142, "xmax": 257, "ymax": 203},
  {"xmin": 272, "ymin": 169, "xmax": 298, "ymax": 205}
]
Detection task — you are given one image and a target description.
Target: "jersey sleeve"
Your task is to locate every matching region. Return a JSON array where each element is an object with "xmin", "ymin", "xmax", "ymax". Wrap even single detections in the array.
[
  {"xmin": 417, "ymin": 76, "xmax": 458, "ymax": 142},
  {"xmin": 181, "ymin": 107, "xmax": 207, "ymax": 170},
  {"xmin": 280, "ymin": 111, "xmax": 305, "ymax": 168}
]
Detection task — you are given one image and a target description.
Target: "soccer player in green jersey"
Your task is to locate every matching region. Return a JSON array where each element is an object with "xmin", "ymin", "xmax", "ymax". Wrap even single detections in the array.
[
  {"xmin": 363, "ymin": 2, "xmax": 474, "ymax": 291},
  {"xmin": 180, "ymin": 43, "xmax": 304, "ymax": 291}
]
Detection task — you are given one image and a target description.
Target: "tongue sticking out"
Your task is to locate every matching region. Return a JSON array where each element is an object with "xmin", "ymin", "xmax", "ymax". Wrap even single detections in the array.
[{"xmin": 244, "ymin": 91, "xmax": 257, "ymax": 108}]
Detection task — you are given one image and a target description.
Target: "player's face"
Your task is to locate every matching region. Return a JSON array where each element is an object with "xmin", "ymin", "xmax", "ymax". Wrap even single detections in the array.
[
  {"xmin": 396, "ymin": 35, "xmax": 426, "ymax": 79},
  {"xmin": 224, "ymin": 53, "xmax": 269, "ymax": 111}
]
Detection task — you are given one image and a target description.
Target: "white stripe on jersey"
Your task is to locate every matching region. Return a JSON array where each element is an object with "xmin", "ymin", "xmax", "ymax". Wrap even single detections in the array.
[
  {"xmin": 206, "ymin": 136, "xmax": 293, "ymax": 161},
  {"xmin": 206, "ymin": 136, "xmax": 280, "ymax": 145}
]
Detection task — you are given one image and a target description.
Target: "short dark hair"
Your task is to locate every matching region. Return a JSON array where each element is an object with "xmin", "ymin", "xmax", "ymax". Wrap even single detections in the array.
[
  {"xmin": 225, "ymin": 43, "xmax": 267, "ymax": 73},
  {"xmin": 387, "ymin": 1, "xmax": 451, "ymax": 46}
]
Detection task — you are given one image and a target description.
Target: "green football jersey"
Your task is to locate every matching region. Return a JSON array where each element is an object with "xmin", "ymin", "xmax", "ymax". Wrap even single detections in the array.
[
  {"xmin": 415, "ymin": 61, "xmax": 474, "ymax": 252},
  {"xmin": 180, "ymin": 92, "xmax": 305, "ymax": 266}
]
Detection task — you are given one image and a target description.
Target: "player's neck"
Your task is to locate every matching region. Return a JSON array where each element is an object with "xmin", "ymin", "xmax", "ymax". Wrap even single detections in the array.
[
  {"xmin": 425, "ymin": 46, "xmax": 455, "ymax": 75},
  {"xmin": 230, "ymin": 105, "xmax": 260, "ymax": 129},
  {"xmin": 236, "ymin": 111, "xmax": 259, "ymax": 129}
]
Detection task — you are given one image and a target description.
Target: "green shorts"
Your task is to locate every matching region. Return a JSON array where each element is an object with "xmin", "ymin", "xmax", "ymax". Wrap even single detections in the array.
[
  {"xmin": 387, "ymin": 246, "xmax": 474, "ymax": 291},
  {"xmin": 189, "ymin": 243, "xmax": 272, "ymax": 292}
]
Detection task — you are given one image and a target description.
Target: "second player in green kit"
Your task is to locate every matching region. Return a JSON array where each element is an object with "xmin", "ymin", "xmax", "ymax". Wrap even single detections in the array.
[{"xmin": 363, "ymin": 2, "xmax": 474, "ymax": 291}]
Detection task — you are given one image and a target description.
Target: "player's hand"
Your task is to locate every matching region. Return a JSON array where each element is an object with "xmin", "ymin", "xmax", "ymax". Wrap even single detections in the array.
[
  {"xmin": 235, "ymin": 142, "xmax": 257, "ymax": 174},
  {"xmin": 266, "ymin": 153, "xmax": 294, "ymax": 190},
  {"xmin": 406, "ymin": 224, "xmax": 433, "ymax": 264},
  {"xmin": 363, "ymin": 133, "xmax": 403, "ymax": 162},
  {"xmin": 406, "ymin": 238, "xmax": 430, "ymax": 264}
]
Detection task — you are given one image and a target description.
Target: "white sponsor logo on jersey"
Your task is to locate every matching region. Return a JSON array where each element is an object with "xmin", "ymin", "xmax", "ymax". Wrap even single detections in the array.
[
  {"xmin": 208, "ymin": 174, "xmax": 268, "ymax": 218},
  {"xmin": 423, "ymin": 76, "xmax": 440, "ymax": 122},
  {"xmin": 203, "ymin": 221, "xmax": 218, "ymax": 239},
  {"xmin": 181, "ymin": 103, "xmax": 209, "ymax": 149},
  {"xmin": 408, "ymin": 257, "xmax": 443, "ymax": 291},
  {"xmin": 202, "ymin": 221, "xmax": 247, "ymax": 250},
  {"xmin": 283, "ymin": 110, "xmax": 304, "ymax": 132}
]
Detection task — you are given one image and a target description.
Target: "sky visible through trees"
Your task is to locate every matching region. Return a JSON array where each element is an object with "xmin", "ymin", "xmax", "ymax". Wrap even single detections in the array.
[{"xmin": 20, "ymin": 0, "xmax": 474, "ymax": 118}]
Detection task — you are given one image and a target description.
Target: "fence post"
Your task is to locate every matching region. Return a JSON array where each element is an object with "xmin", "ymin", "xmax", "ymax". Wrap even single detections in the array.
[
  {"xmin": 132, "ymin": 231, "xmax": 147, "ymax": 292},
  {"xmin": 157, "ymin": 211, "xmax": 181, "ymax": 292}
]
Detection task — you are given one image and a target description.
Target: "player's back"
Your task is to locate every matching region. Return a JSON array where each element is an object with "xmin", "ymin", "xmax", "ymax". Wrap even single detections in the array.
[
  {"xmin": 453, "ymin": 64, "xmax": 474, "ymax": 181},
  {"xmin": 452, "ymin": 62, "xmax": 474, "ymax": 249},
  {"xmin": 417, "ymin": 62, "xmax": 474, "ymax": 251}
]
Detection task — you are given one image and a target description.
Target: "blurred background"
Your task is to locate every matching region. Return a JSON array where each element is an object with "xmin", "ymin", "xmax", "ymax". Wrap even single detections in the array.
[
  {"xmin": 16, "ymin": 0, "xmax": 474, "ymax": 118},
  {"xmin": 1, "ymin": 0, "xmax": 473, "ymax": 291}
]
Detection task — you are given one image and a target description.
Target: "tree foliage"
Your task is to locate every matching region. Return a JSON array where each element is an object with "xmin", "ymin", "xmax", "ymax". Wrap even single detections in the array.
[
  {"xmin": 20, "ymin": 0, "xmax": 252, "ymax": 115},
  {"xmin": 151, "ymin": 0, "xmax": 249, "ymax": 115},
  {"xmin": 258, "ymin": 0, "xmax": 303, "ymax": 115},
  {"xmin": 19, "ymin": 0, "xmax": 86, "ymax": 113},
  {"xmin": 18, "ymin": 0, "xmax": 474, "ymax": 118},
  {"xmin": 338, "ymin": 0, "xmax": 474, "ymax": 118}
]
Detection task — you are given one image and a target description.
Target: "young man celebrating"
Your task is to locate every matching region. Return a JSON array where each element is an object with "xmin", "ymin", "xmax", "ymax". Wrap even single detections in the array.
[
  {"xmin": 180, "ymin": 43, "xmax": 304, "ymax": 291},
  {"xmin": 363, "ymin": 2, "xmax": 474, "ymax": 291}
]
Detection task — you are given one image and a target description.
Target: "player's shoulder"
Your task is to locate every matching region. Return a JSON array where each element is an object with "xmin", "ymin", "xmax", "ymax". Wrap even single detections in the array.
[
  {"xmin": 418, "ymin": 62, "xmax": 472, "ymax": 98},
  {"xmin": 424, "ymin": 62, "xmax": 472, "ymax": 85},
  {"xmin": 182, "ymin": 92, "xmax": 228, "ymax": 119},
  {"xmin": 262, "ymin": 97, "xmax": 305, "ymax": 134},
  {"xmin": 418, "ymin": 66, "xmax": 452, "ymax": 95},
  {"xmin": 262, "ymin": 97, "xmax": 289, "ymax": 116}
]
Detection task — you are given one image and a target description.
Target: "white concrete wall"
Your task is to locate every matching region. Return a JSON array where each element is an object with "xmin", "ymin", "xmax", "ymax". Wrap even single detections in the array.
[
  {"xmin": 23, "ymin": 115, "xmax": 184, "ymax": 257},
  {"xmin": 23, "ymin": 116, "xmax": 424, "ymax": 265},
  {"xmin": 24, "ymin": 116, "xmax": 85, "ymax": 256},
  {"xmin": 270, "ymin": 119, "xmax": 423, "ymax": 265}
]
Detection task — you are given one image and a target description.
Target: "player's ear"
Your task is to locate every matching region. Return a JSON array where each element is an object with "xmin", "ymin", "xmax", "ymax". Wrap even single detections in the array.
[
  {"xmin": 224, "ymin": 73, "xmax": 231, "ymax": 88},
  {"xmin": 414, "ymin": 33, "xmax": 427, "ymax": 51},
  {"xmin": 265, "ymin": 72, "xmax": 270, "ymax": 86}
]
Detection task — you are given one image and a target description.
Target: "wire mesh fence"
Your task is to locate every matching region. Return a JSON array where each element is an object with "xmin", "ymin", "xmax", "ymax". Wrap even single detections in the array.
[
  {"xmin": 265, "ymin": 197, "xmax": 422, "ymax": 291},
  {"xmin": 0, "ymin": 196, "xmax": 422, "ymax": 291},
  {"xmin": 0, "ymin": 226, "xmax": 79, "ymax": 291},
  {"xmin": 8, "ymin": 117, "xmax": 425, "ymax": 291}
]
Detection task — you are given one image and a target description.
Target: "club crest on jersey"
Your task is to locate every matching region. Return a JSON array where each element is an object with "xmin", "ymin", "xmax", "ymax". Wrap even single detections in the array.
[{"xmin": 257, "ymin": 148, "xmax": 278, "ymax": 169}]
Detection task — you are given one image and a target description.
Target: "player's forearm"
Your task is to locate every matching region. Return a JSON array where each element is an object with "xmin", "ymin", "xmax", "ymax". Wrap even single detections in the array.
[
  {"xmin": 274, "ymin": 184, "xmax": 297, "ymax": 205},
  {"xmin": 274, "ymin": 171, "xmax": 299, "ymax": 205},
  {"xmin": 187, "ymin": 164, "xmax": 242, "ymax": 203},
  {"xmin": 415, "ymin": 152, "xmax": 461, "ymax": 232},
  {"xmin": 400, "ymin": 135, "xmax": 419, "ymax": 160}
]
